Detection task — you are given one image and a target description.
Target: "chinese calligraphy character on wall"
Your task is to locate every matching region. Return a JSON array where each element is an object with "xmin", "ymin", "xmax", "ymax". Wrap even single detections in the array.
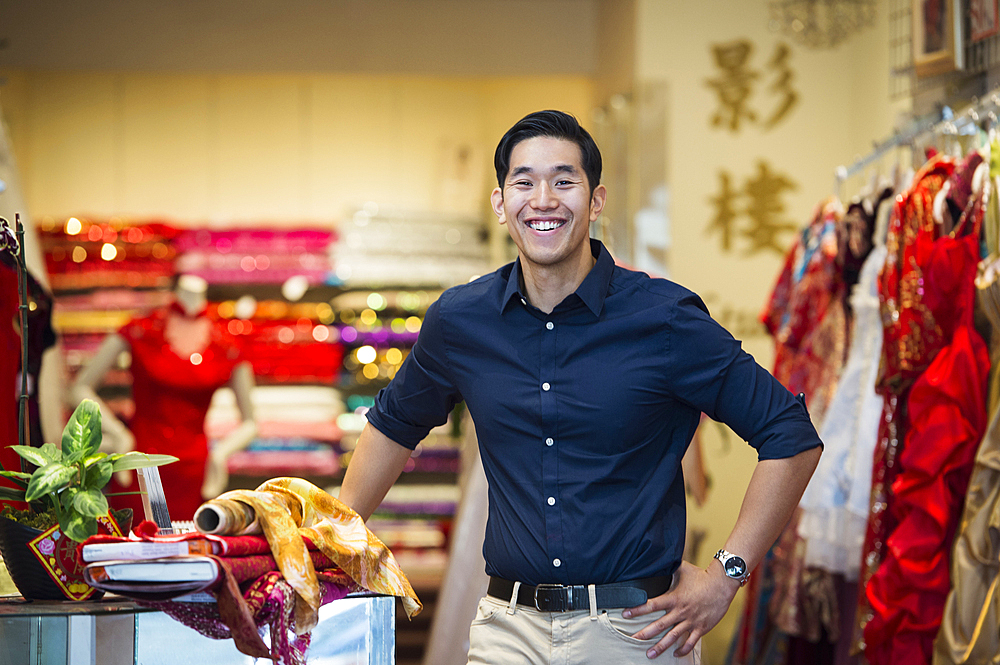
[
  {"xmin": 706, "ymin": 161, "xmax": 798, "ymax": 256},
  {"xmin": 706, "ymin": 40, "xmax": 799, "ymax": 133}
]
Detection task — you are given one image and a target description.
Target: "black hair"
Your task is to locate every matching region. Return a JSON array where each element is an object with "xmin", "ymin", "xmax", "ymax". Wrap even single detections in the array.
[{"xmin": 494, "ymin": 110, "xmax": 602, "ymax": 196}]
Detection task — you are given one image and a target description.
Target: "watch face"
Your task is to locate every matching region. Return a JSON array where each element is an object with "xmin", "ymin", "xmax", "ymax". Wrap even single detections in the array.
[{"xmin": 724, "ymin": 556, "xmax": 747, "ymax": 578}]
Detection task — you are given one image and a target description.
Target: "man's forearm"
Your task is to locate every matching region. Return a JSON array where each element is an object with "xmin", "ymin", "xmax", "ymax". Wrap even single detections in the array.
[
  {"xmin": 339, "ymin": 423, "xmax": 413, "ymax": 521},
  {"xmin": 719, "ymin": 445, "xmax": 822, "ymax": 576}
]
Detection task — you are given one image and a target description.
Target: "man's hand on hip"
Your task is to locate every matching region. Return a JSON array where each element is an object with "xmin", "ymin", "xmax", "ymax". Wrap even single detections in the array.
[{"xmin": 621, "ymin": 560, "xmax": 740, "ymax": 659}]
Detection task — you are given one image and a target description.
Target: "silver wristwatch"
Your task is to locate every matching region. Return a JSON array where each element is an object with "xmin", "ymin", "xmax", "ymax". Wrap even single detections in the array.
[{"xmin": 714, "ymin": 549, "xmax": 749, "ymax": 586}]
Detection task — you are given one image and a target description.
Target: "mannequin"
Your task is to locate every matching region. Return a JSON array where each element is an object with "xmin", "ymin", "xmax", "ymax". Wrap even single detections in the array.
[{"xmin": 69, "ymin": 274, "xmax": 257, "ymax": 520}]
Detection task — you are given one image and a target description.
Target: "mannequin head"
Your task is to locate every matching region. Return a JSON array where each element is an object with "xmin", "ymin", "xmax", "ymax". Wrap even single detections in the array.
[{"xmin": 174, "ymin": 274, "xmax": 209, "ymax": 317}]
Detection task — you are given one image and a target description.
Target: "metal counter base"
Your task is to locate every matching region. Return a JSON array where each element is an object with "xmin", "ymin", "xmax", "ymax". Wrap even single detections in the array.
[{"xmin": 0, "ymin": 594, "xmax": 394, "ymax": 665}]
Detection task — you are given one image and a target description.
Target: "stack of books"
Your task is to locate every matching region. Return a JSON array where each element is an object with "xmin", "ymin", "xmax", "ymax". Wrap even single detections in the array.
[{"xmin": 81, "ymin": 538, "xmax": 225, "ymax": 600}]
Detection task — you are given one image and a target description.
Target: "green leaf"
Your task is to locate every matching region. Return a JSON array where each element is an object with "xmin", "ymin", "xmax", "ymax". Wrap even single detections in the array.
[
  {"xmin": 60, "ymin": 512, "xmax": 98, "ymax": 543},
  {"xmin": 72, "ymin": 489, "xmax": 108, "ymax": 518},
  {"xmin": 109, "ymin": 452, "xmax": 178, "ymax": 472},
  {"xmin": 83, "ymin": 461, "xmax": 113, "ymax": 490},
  {"xmin": 0, "ymin": 471, "xmax": 31, "ymax": 490},
  {"xmin": 61, "ymin": 400, "xmax": 103, "ymax": 464},
  {"xmin": 83, "ymin": 452, "xmax": 109, "ymax": 468},
  {"xmin": 24, "ymin": 463, "xmax": 77, "ymax": 502},
  {"xmin": 9, "ymin": 445, "xmax": 48, "ymax": 467},
  {"xmin": 0, "ymin": 486, "xmax": 26, "ymax": 502},
  {"xmin": 61, "ymin": 486, "xmax": 78, "ymax": 511},
  {"xmin": 38, "ymin": 443, "xmax": 62, "ymax": 464}
]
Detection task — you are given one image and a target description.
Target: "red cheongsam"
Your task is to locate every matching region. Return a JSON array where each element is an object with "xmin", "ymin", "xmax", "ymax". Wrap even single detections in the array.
[{"xmin": 107, "ymin": 307, "xmax": 243, "ymax": 521}]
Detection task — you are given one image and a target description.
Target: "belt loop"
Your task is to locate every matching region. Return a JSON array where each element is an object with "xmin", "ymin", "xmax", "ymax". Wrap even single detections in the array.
[
  {"xmin": 507, "ymin": 581, "xmax": 521, "ymax": 615},
  {"xmin": 588, "ymin": 584, "xmax": 598, "ymax": 620}
]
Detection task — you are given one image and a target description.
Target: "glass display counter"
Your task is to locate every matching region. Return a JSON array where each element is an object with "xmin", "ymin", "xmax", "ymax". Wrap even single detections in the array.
[{"xmin": 0, "ymin": 594, "xmax": 394, "ymax": 665}]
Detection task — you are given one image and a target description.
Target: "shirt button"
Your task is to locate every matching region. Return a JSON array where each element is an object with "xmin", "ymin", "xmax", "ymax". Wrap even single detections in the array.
[
  {"xmin": 545, "ymin": 437, "xmax": 554, "ymax": 446},
  {"xmin": 542, "ymin": 382, "xmax": 550, "ymax": 391},
  {"xmin": 520, "ymin": 298, "xmax": 527, "ymax": 305},
  {"xmin": 546, "ymin": 321, "xmax": 554, "ymax": 330},
  {"xmin": 553, "ymin": 558, "xmax": 562, "ymax": 567},
  {"xmin": 547, "ymin": 497, "xmax": 556, "ymax": 506}
]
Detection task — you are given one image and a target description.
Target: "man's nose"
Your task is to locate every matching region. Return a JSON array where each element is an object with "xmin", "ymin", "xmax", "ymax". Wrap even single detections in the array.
[{"xmin": 531, "ymin": 182, "xmax": 558, "ymax": 209}]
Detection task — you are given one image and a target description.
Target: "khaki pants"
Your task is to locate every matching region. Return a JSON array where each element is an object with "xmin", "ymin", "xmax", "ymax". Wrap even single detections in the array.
[{"xmin": 467, "ymin": 583, "xmax": 701, "ymax": 665}]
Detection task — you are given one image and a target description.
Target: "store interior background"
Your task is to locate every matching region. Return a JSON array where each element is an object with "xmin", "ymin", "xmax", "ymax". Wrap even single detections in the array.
[{"xmin": 0, "ymin": 0, "xmax": 955, "ymax": 662}]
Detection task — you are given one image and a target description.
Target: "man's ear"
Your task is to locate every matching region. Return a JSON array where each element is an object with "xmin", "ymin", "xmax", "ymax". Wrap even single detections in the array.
[
  {"xmin": 491, "ymin": 187, "xmax": 507, "ymax": 225},
  {"xmin": 589, "ymin": 184, "xmax": 607, "ymax": 221}
]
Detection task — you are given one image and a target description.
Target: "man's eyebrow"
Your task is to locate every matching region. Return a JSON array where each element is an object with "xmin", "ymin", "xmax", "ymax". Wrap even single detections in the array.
[{"xmin": 508, "ymin": 164, "xmax": 580, "ymax": 179}]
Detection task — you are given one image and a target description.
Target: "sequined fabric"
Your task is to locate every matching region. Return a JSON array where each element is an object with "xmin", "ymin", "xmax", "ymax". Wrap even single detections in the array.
[{"xmin": 140, "ymin": 570, "xmax": 354, "ymax": 665}]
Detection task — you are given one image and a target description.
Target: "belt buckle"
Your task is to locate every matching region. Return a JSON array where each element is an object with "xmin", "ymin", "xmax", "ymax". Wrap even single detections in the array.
[{"xmin": 533, "ymin": 584, "xmax": 569, "ymax": 611}]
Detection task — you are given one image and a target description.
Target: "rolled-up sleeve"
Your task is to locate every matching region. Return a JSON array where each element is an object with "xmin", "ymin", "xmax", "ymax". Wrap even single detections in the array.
[
  {"xmin": 365, "ymin": 295, "xmax": 463, "ymax": 450},
  {"xmin": 664, "ymin": 294, "xmax": 823, "ymax": 460}
]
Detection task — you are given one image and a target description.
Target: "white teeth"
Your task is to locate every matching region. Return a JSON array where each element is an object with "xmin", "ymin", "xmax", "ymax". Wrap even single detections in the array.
[{"xmin": 527, "ymin": 220, "xmax": 564, "ymax": 231}]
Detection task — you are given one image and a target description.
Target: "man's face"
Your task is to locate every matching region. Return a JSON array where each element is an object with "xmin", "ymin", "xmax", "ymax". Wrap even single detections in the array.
[{"xmin": 491, "ymin": 136, "xmax": 606, "ymax": 274}]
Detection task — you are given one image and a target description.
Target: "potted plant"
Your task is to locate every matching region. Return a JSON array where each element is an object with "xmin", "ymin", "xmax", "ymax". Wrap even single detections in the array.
[
  {"xmin": 0, "ymin": 217, "xmax": 176, "ymax": 599},
  {"xmin": 0, "ymin": 399, "xmax": 177, "ymax": 541}
]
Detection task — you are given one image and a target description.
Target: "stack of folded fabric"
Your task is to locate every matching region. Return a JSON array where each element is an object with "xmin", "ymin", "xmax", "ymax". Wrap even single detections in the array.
[
  {"xmin": 39, "ymin": 218, "xmax": 180, "ymax": 290},
  {"xmin": 174, "ymin": 228, "xmax": 334, "ymax": 285},
  {"xmin": 205, "ymin": 386, "xmax": 343, "ymax": 479}
]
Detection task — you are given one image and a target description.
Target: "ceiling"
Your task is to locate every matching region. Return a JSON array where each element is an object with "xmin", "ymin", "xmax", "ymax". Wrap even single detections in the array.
[{"xmin": 0, "ymin": 0, "xmax": 599, "ymax": 76}]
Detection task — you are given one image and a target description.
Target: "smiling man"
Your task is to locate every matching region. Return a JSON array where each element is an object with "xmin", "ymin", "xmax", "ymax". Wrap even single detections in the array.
[{"xmin": 339, "ymin": 110, "xmax": 822, "ymax": 663}]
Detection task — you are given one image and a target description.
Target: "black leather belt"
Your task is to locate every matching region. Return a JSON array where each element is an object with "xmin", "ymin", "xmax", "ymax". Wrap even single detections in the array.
[{"xmin": 487, "ymin": 576, "xmax": 671, "ymax": 612}]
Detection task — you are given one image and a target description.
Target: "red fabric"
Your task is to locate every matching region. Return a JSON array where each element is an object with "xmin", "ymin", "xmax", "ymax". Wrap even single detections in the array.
[
  {"xmin": 863, "ymin": 224, "xmax": 990, "ymax": 664},
  {"xmin": 107, "ymin": 309, "xmax": 243, "ymax": 520},
  {"xmin": 855, "ymin": 156, "xmax": 956, "ymax": 647},
  {"xmin": 0, "ymin": 265, "xmax": 23, "ymax": 499},
  {"xmin": 0, "ymin": 259, "xmax": 55, "ymax": 507},
  {"xmin": 78, "ymin": 521, "xmax": 320, "ymax": 567},
  {"xmin": 219, "ymin": 549, "xmax": 336, "ymax": 584}
]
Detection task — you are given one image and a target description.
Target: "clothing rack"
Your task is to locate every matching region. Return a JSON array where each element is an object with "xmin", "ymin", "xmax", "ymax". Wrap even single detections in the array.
[{"xmin": 836, "ymin": 89, "xmax": 1000, "ymax": 186}]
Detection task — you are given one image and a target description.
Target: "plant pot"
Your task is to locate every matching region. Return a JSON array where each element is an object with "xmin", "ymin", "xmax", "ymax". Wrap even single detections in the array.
[{"xmin": 0, "ymin": 509, "xmax": 132, "ymax": 601}]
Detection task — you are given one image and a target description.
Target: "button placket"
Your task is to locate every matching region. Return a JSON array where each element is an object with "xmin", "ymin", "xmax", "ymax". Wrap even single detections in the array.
[{"xmin": 539, "ymin": 310, "xmax": 562, "ymax": 579}]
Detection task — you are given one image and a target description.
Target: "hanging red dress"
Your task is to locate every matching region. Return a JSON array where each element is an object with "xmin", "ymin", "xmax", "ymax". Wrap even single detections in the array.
[
  {"xmin": 106, "ymin": 307, "xmax": 243, "ymax": 521},
  {"xmin": 862, "ymin": 166, "xmax": 991, "ymax": 665},
  {"xmin": 854, "ymin": 155, "xmax": 957, "ymax": 650}
]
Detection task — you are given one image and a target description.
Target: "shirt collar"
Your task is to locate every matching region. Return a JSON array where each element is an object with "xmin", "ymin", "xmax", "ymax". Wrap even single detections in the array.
[{"xmin": 501, "ymin": 239, "xmax": 613, "ymax": 318}]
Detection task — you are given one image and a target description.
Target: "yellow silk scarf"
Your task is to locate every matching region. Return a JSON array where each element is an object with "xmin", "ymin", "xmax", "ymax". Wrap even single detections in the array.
[{"xmin": 207, "ymin": 477, "xmax": 421, "ymax": 633}]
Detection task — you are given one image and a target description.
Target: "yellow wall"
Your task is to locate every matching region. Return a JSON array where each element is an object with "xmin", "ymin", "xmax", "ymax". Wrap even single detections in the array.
[
  {"xmin": 632, "ymin": 1, "xmax": 903, "ymax": 662},
  {"xmin": 0, "ymin": 71, "xmax": 592, "ymax": 230}
]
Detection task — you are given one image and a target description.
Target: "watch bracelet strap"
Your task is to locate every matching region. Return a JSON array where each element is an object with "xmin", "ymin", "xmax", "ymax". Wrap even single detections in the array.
[{"xmin": 715, "ymin": 548, "xmax": 749, "ymax": 586}]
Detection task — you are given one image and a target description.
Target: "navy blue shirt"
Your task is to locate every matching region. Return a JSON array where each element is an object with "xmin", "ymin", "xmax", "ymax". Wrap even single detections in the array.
[{"xmin": 367, "ymin": 239, "xmax": 821, "ymax": 586}]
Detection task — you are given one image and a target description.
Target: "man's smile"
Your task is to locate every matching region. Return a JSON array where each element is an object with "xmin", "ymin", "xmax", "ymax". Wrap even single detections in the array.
[{"xmin": 525, "ymin": 217, "xmax": 568, "ymax": 231}]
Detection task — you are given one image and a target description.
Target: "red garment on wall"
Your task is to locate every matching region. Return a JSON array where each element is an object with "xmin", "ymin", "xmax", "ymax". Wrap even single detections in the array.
[
  {"xmin": 0, "ymin": 259, "xmax": 55, "ymax": 506},
  {"xmin": 862, "ymin": 169, "xmax": 990, "ymax": 665},
  {"xmin": 107, "ymin": 308, "xmax": 243, "ymax": 521}
]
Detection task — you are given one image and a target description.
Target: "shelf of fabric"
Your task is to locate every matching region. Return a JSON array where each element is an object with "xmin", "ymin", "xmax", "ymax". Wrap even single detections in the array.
[
  {"xmin": 174, "ymin": 227, "xmax": 334, "ymax": 285},
  {"xmin": 38, "ymin": 218, "xmax": 180, "ymax": 291}
]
